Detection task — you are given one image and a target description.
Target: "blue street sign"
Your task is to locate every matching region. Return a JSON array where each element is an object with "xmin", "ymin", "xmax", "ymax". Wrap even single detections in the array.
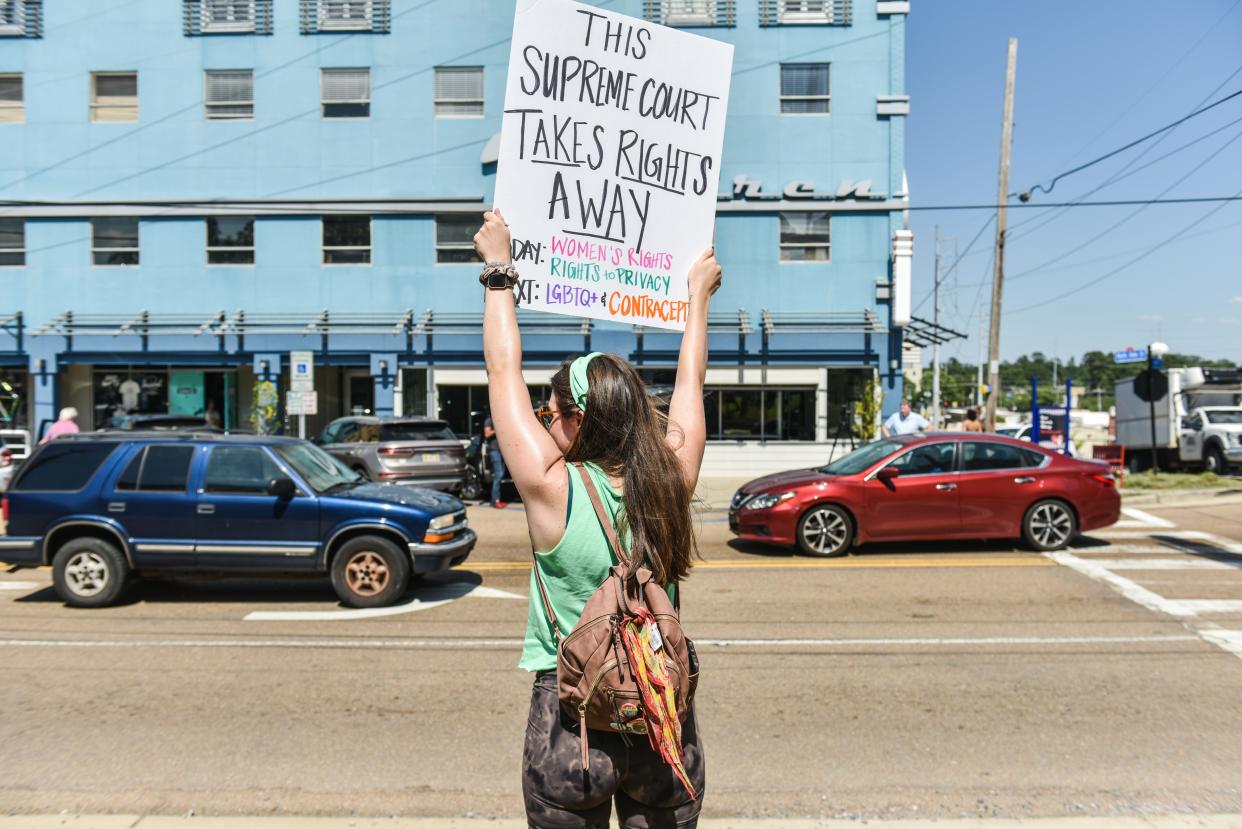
[{"xmin": 1113, "ymin": 348, "xmax": 1148, "ymax": 364}]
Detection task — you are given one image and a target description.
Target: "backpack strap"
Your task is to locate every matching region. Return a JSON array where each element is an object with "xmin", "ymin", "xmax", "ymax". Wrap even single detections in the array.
[
  {"xmin": 574, "ymin": 463, "xmax": 630, "ymax": 572},
  {"xmin": 529, "ymin": 547, "xmax": 561, "ymax": 642}
]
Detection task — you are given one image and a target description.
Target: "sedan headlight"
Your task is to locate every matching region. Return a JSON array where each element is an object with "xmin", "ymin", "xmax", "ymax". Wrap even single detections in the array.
[{"xmin": 743, "ymin": 491, "xmax": 796, "ymax": 510}]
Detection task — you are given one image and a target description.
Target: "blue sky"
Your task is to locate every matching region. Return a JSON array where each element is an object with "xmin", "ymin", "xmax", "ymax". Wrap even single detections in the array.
[{"xmin": 905, "ymin": 1, "xmax": 1242, "ymax": 364}]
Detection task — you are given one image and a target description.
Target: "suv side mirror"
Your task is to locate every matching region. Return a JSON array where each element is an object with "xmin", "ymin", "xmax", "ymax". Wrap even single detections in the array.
[
  {"xmin": 876, "ymin": 466, "xmax": 900, "ymax": 481},
  {"xmin": 266, "ymin": 477, "xmax": 296, "ymax": 499}
]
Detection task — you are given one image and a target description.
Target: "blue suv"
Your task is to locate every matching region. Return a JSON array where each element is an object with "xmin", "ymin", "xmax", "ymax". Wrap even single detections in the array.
[{"xmin": 0, "ymin": 433, "xmax": 476, "ymax": 608}]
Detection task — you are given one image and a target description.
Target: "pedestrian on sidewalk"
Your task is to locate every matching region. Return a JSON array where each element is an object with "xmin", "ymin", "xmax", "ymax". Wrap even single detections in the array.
[
  {"xmin": 41, "ymin": 407, "xmax": 80, "ymax": 443},
  {"xmin": 882, "ymin": 399, "xmax": 929, "ymax": 437},
  {"xmin": 962, "ymin": 407, "xmax": 984, "ymax": 432},
  {"xmin": 475, "ymin": 208, "xmax": 717, "ymax": 829}
]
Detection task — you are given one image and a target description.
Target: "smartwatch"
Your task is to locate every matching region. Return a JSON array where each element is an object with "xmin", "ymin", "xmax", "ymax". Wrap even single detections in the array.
[{"xmin": 479, "ymin": 263, "xmax": 520, "ymax": 290}]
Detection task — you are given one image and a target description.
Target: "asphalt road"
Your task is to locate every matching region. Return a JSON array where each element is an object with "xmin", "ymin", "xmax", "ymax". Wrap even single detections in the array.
[{"xmin": 3, "ymin": 498, "xmax": 1242, "ymax": 820}]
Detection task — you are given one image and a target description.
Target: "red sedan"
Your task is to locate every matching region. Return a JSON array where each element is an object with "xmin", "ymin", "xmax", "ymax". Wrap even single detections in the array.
[{"xmin": 729, "ymin": 433, "xmax": 1120, "ymax": 556}]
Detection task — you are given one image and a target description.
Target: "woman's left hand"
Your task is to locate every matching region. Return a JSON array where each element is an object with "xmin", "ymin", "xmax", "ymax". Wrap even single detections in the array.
[{"xmin": 473, "ymin": 208, "xmax": 512, "ymax": 264}]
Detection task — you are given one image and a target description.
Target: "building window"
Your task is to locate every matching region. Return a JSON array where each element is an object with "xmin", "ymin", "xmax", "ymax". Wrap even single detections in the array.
[
  {"xmin": 92, "ymin": 217, "xmax": 140, "ymax": 266},
  {"xmin": 654, "ymin": 0, "xmax": 736, "ymax": 26},
  {"xmin": 204, "ymin": 70, "xmax": 254, "ymax": 119},
  {"xmin": 780, "ymin": 63, "xmax": 829, "ymax": 114},
  {"xmin": 206, "ymin": 217, "xmax": 255, "ymax": 265},
  {"xmin": 321, "ymin": 68, "xmax": 370, "ymax": 118},
  {"xmin": 779, "ymin": 212, "xmax": 830, "ymax": 262},
  {"xmin": 434, "ymin": 67, "xmax": 484, "ymax": 118},
  {"xmin": 761, "ymin": 0, "xmax": 846, "ymax": 25},
  {"xmin": 0, "ymin": 0, "xmax": 40, "ymax": 37},
  {"xmin": 0, "ymin": 73, "xmax": 21, "ymax": 123},
  {"xmin": 0, "ymin": 218, "xmax": 23, "ymax": 267},
  {"xmin": 299, "ymin": 0, "xmax": 390, "ymax": 33},
  {"xmin": 322, "ymin": 215, "xmax": 370, "ymax": 264},
  {"xmin": 183, "ymin": 0, "xmax": 272, "ymax": 35},
  {"xmin": 91, "ymin": 72, "xmax": 138, "ymax": 122},
  {"xmin": 703, "ymin": 387, "xmax": 817, "ymax": 440},
  {"xmin": 436, "ymin": 215, "xmax": 480, "ymax": 263}
]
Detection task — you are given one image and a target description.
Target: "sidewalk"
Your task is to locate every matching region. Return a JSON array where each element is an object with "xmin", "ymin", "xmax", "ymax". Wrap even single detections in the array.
[{"xmin": 3, "ymin": 815, "xmax": 1240, "ymax": 828}]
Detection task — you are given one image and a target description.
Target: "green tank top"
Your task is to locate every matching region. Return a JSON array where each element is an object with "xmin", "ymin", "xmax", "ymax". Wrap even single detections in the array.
[{"xmin": 519, "ymin": 462, "xmax": 675, "ymax": 673}]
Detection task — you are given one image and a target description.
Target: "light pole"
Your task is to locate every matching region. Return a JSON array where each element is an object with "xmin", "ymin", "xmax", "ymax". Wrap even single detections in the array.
[{"xmin": 1147, "ymin": 341, "xmax": 1169, "ymax": 474}]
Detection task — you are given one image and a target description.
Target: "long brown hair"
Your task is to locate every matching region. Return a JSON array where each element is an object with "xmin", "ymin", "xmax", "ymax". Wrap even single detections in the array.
[{"xmin": 551, "ymin": 354, "xmax": 696, "ymax": 585}]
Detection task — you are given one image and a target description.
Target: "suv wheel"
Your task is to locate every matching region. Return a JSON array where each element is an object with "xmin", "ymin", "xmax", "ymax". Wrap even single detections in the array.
[
  {"xmin": 795, "ymin": 505, "xmax": 853, "ymax": 557},
  {"xmin": 1022, "ymin": 499, "xmax": 1077, "ymax": 551},
  {"xmin": 330, "ymin": 535, "xmax": 410, "ymax": 608},
  {"xmin": 1204, "ymin": 444, "xmax": 1228, "ymax": 475},
  {"xmin": 52, "ymin": 537, "xmax": 131, "ymax": 608}
]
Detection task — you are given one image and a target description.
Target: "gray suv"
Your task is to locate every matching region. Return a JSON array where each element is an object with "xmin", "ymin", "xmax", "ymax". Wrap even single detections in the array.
[{"xmin": 314, "ymin": 417, "xmax": 466, "ymax": 492}]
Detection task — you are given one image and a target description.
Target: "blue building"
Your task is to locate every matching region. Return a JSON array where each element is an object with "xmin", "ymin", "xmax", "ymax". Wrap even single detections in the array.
[{"xmin": 0, "ymin": 0, "xmax": 916, "ymax": 473}]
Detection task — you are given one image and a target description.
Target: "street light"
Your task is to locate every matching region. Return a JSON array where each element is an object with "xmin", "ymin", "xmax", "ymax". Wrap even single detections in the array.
[{"xmin": 1147, "ymin": 341, "xmax": 1169, "ymax": 475}]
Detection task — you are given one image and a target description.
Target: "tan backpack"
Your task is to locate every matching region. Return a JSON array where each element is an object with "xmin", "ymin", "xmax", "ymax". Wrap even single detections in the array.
[{"xmin": 531, "ymin": 464, "xmax": 700, "ymax": 786}]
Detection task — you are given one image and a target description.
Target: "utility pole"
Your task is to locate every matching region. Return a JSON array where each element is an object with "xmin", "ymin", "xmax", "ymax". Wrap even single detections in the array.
[
  {"xmin": 932, "ymin": 225, "xmax": 942, "ymax": 430},
  {"xmin": 985, "ymin": 37, "xmax": 1018, "ymax": 432}
]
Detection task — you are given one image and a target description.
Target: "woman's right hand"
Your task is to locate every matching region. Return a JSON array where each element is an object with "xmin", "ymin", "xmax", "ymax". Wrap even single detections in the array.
[{"xmin": 688, "ymin": 247, "xmax": 722, "ymax": 303}]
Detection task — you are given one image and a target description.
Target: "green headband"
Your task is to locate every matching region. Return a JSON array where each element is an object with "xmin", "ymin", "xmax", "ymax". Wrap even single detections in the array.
[{"xmin": 569, "ymin": 352, "xmax": 603, "ymax": 412}]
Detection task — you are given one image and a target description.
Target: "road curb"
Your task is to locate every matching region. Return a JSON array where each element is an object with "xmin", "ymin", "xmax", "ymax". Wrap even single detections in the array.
[{"xmin": 4, "ymin": 816, "xmax": 1242, "ymax": 828}]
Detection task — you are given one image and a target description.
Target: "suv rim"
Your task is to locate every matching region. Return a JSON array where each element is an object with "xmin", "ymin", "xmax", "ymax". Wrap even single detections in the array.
[
  {"xmin": 1030, "ymin": 503, "xmax": 1072, "ymax": 548},
  {"xmin": 65, "ymin": 552, "xmax": 109, "ymax": 597},
  {"xmin": 803, "ymin": 508, "xmax": 847, "ymax": 554},
  {"xmin": 344, "ymin": 551, "xmax": 390, "ymax": 596}
]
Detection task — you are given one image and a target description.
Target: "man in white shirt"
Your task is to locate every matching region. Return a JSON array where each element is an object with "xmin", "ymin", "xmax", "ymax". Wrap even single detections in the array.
[{"xmin": 882, "ymin": 400, "xmax": 930, "ymax": 437}]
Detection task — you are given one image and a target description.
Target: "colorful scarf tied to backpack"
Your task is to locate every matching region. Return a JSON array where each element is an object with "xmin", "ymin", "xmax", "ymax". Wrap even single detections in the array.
[{"xmin": 619, "ymin": 605, "xmax": 696, "ymax": 800}]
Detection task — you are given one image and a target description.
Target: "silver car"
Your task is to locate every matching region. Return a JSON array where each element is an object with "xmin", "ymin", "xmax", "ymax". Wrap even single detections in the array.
[{"xmin": 314, "ymin": 417, "xmax": 466, "ymax": 492}]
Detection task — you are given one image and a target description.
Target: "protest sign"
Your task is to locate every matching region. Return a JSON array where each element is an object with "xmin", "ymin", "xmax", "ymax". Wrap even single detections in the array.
[{"xmin": 494, "ymin": 0, "xmax": 733, "ymax": 332}]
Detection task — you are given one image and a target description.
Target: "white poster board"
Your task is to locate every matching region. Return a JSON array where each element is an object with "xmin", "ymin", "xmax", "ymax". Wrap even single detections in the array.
[{"xmin": 494, "ymin": 0, "xmax": 733, "ymax": 332}]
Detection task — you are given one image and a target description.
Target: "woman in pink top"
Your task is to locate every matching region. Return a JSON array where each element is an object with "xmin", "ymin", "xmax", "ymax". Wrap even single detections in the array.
[{"xmin": 41, "ymin": 407, "xmax": 80, "ymax": 443}]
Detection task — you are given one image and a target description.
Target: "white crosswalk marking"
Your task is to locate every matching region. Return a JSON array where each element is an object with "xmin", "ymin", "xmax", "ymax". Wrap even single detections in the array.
[{"xmin": 1082, "ymin": 558, "xmax": 1240, "ymax": 571}]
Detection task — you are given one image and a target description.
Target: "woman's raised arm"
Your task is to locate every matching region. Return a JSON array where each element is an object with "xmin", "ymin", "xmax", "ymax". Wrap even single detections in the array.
[
  {"xmin": 475, "ymin": 211, "xmax": 569, "ymax": 532},
  {"xmin": 666, "ymin": 248, "xmax": 722, "ymax": 492}
]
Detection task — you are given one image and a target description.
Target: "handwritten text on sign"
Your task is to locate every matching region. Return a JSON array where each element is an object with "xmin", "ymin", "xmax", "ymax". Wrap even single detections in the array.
[{"xmin": 494, "ymin": 0, "xmax": 733, "ymax": 332}]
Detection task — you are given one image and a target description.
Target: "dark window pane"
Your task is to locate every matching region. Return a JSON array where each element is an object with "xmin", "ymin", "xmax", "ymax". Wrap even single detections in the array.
[
  {"xmin": 890, "ymin": 442, "xmax": 956, "ymax": 475},
  {"xmin": 436, "ymin": 247, "xmax": 479, "ymax": 264},
  {"xmin": 14, "ymin": 443, "xmax": 118, "ymax": 491},
  {"xmin": 324, "ymin": 248, "xmax": 371, "ymax": 264},
  {"xmin": 94, "ymin": 251, "xmax": 140, "ymax": 266},
  {"xmin": 207, "ymin": 249, "xmax": 255, "ymax": 265},
  {"xmin": 0, "ymin": 252, "xmax": 23, "ymax": 267},
  {"xmin": 92, "ymin": 217, "xmax": 139, "ymax": 248},
  {"xmin": 380, "ymin": 422, "xmax": 456, "ymax": 441},
  {"xmin": 115, "ymin": 449, "xmax": 143, "ymax": 491},
  {"xmin": 323, "ymin": 102, "xmax": 369, "ymax": 118},
  {"xmin": 762, "ymin": 391, "xmax": 779, "ymax": 438},
  {"xmin": 962, "ymin": 441, "xmax": 1033, "ymax": 472},
  {"xmin": 0, "ymin": 218, "xmax": 22, "ymax": 249},
  {"xmin": 781, "ymin": 390, "xmax": 816, "ymax": 440},
  {"xmin": 323, "ymin": 216, "xmax": 370, "ymax": 247},
  {"xmin": 720, "ymin": 390, "xmax": 762, "ymax": 439},
  {"xmin": 704, "ymin": 390, "xmax": 720, "ymax": 439},
  {"xmin": 437, "ymin": 216, "xmax": 478, "ymax": 244},
  {"xmin": 96, "ymin": 74, "xmax": 137, "ymax": 98},
  {"xmin": 781, "ymin": 64, "xmax": 830, "ymax": 97},
  {"xmin": 204, "ymin": 445, "xmax": 282, "ymax": 494},
  {"xmin": 137, "ymin": 445, "xmax": 193, "ymax": 491},
  {"xmin": 207, "ymin": 217, "xmax": 254, "ymax": 247}
]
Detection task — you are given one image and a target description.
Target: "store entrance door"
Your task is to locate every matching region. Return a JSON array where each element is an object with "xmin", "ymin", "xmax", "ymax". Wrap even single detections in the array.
[
  {"xmin": 345, "ymin": 370, "xmax": 374, "ymax": 416},
  {"xmin": 169, "ymin": 371, "xmax": 205, "ymax": 417}
]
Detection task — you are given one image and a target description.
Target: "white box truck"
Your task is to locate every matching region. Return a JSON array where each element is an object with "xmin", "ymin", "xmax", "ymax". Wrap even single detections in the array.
[{"xmin": 1115, "ymin": 366, "xmax": 1242, "ymax": 473}]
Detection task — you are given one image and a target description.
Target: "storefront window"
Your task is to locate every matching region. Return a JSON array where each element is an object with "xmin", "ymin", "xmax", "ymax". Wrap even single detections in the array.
[
  {"xmin": 94, "ymin": 369, "xmax": 238, "ymax": 430},
  {"xmin": 401, "ymin": 368, "xmax": 428, "ymax": 417},
  {"xmin": 720, "ymin": 389, "xmax": 763, "ymax": 438},
  {"xmin": 94, "ymin": 370, "xmax": 168, "ymax": 427},
  {"xmin": 0, "ymin": 369, "xmax": 27, "ymax": 428},
  {"xmin": 780, "ymin": 389, "xmax": 816, "ymax": 441},
  {"xmin": 437, "ymin": 384, "xmax": 489, "ymax": 437},
  {"xmin": 703, "ymin": 386, "xmax": 819, "ymax": 441}
]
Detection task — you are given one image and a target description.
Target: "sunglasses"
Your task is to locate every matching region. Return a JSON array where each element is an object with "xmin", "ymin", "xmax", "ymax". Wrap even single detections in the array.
[{"xmin": 535, "ymin": 405, "xmax": 561, "ymax": 429}]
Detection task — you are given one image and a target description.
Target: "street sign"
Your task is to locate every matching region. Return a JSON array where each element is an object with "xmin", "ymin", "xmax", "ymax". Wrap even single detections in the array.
[
  {"xmin": 1133, "ymin": 368, "xmax": 1168, "ymax": 403},
  {"xmin": 286, "ymin": 390, "xmax": 318, "ymax": 416},
  {"xmin": 290, "ymin": 350, "xmax": 314, "ymax": 391},
  {"xmin": 1113, "ymin": 348, "xmax": 1147, "ymax": 364}
]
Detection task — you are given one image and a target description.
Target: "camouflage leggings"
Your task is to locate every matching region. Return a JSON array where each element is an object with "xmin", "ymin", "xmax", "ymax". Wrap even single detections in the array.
[{"xmin": 522, "ymin": 671, "xmax": 706, "ymax": 829}]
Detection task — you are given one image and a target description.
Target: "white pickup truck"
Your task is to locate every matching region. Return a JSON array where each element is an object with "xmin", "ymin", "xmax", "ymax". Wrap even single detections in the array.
[{"xmin": 1115, "ymin": 366, "xmax": 1242, "ymax": 473}]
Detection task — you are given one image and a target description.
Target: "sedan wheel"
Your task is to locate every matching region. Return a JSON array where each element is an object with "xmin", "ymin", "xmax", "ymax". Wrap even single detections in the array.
[
  {"xmin": 1022, "ymin": 500, "xmax": 1077, "ymax": 551},
  {"xmin": 330, "ymin": 535, "xmax": 410, "ymax": 608},
  {"xmin": 796, "ymin": 505, "xmax": 853, "ymax": 558}
]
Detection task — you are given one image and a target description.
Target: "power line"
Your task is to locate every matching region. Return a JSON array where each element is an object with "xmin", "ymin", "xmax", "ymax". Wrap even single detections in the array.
[
  {"xmin": 910, "ymin": 213, "xmax": 993, "ymax": 315},
  {"xmin": 1016, "ymin": 87, "xmax": 1242, "ymax": 201},
  {"xmin": 1007, "ymin": 183, "xmax": 1242, "ymax": 314}
]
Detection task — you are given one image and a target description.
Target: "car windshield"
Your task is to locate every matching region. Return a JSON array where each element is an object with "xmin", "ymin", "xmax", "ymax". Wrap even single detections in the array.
[
  {"xmin": 1204, "ymin": 410, "xmax": 1242, "ymax": 425},
  {"xmin": 819, "ymin": 439, "xmax": 903, "ymax": 475},
  {"xmin": 376, "ymin": 422, "xmax": 457, "ymax": 442},
  {"xmin": 274, "ymin": 442, "xmax": 363, "ymax": 493}
]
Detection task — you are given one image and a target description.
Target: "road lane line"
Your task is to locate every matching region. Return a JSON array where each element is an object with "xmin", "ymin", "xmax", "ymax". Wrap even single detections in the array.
[
  {"xmin": 242, "ymin": 585, "xmax": 524, "ymax": 622},
  {"xmin": 1164, "ymin": 599, "xmax": 1242, "ymax": 614},
  {"xmin": 1201, "ymin": 629, "xmax": 1242, "ymax": 657},
  {"xmin": 0, "ymin": 634, "xmax": 1203, "ymax": 651},
  {"xmin": 1048, "ymin": 552, "xmax": 1199, "ymax": 617},
  {"xmin": 467, "ymin": 557, "xmax": 1053, "ymax": 573},
  {"xmin": 1120, "ymin": 507, "xmax": 1177, "ymax": 528},
  {"xmin": 0, "ymin": 581, "xmax": 40, "ymax": 590},
  {"xmin": 1085, "ymin": 559, "xmax": 1240, "ymax": 571}
]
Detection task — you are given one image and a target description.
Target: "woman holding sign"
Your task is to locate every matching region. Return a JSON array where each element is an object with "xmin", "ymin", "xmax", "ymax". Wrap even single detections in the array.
[{"xmin": 475, "ymin": 208, "xmax": 720, "ymax": 828}]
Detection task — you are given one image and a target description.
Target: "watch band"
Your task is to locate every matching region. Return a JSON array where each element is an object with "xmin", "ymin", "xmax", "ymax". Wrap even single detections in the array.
[{"xmin": 479, "ymin": 263, "xmax": 519, "ymax": 290}]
